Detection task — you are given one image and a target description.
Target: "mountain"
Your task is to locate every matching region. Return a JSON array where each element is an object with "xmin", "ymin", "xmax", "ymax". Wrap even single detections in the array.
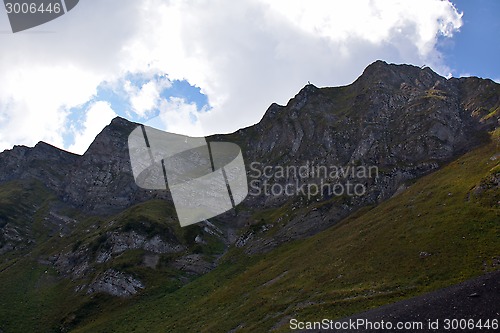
[
  {"xmin": 69, "ymin": 137, "xmax": 498, "ymax": 332},
  {"xmin": 0, "ymin": 61, "xmax": 498, "ymax": 333},
  {"xmin": 216, "ymin": 60, "xmax": 499, "ymax": 252}
]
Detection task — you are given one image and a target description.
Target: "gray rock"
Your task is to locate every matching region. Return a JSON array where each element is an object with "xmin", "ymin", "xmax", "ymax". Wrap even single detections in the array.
[
  {"xmin": 87, "ymin": 269, "xmax": 144, "ymax": 297},
  {"xmin": 171, "ymin": 254, "xmax": 215, "ymax": 275},
  {"xmin": 1, "ymin": 60, "xmax": 499, "ymax": 279},
  {"xmin": 95, "ymin": 231, "xmax": 185, "ymax": 264}
]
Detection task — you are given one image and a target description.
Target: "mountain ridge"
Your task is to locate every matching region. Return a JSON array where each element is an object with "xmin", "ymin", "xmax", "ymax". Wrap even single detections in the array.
[
  {"xmin": 0, "ymin": 60, "xmax": 499, "ymax": 251},
  {"xmin": 0, "ymin": 60, "xmax": 498, "ymax": 332}
]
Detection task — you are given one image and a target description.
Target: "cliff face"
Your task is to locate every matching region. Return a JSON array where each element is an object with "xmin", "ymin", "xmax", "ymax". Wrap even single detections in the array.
[
  {"xmin": 0, "ymin": 141, "xmax": 79, "ymax": 190},
  {"xmin": 243, "ymin": 61, "xmax": 497, "ymax": 167},
  {"xmin": 0, "ymin": 118, "xmax": 166, "ymax": 215},
  {"xmin": 214, "ymin": 61, "xmax": 499, "ymax": 250},
  {"xmin": 0, "ymin": 61, "xmax": 499, "ymax": 294},
  {"xmin": 1, "ymin": 61, "xmax": 498, "ymax": 217},
  {"xmin": 59, "ymin": 117, "xmax": 163, "ymax": 214}
]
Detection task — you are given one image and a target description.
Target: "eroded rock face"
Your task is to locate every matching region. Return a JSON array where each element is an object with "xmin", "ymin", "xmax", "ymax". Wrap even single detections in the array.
[
  {"xmin": 51, "ymin": 229, "xmax": 185, "ymax": 278},
  {"xmin": 212, "ymin": 62, "xmax": 500, "ymax": 252},
  {"xmin": 1, "ymin": 62, "xmax": 497, "ymax": 221},
  {"xmin": 0, "ymin": 223, "xmax": 30, "ymax": 255},
  {"xmin": 170, "ymin": 254, "xmax": 215, "ymax": 275},
  {"xmin": 87, "ymin": 269, "xmax": 144, "ymax": 297},
  {"xmin": 60, "ymin": 117, "xmax": 164, "ymax": 214},
  {"xmin": 245, "ymin": 62, "xmax": 495, "ymax": 170},
  {"xmin": 0, "ymin": 119, "xmax": 161, "ymax": 216},
  {"xmin": 1, "ymin": 61, "xmax": 499, "ymax": 273},
  {"xmin": 95, "ymin": 231, "xmax": 185, "ymax": 264},
  {"xmin": 51, "ymin": 247, "xmax": 92, "ymax": 280},
  {"xmin": 0, "ymin": 142, "xmax": 78, "ymax": 190},
  {"xmin": 50, "ymin": 232, "xmax": 178, "ymax": 297}
]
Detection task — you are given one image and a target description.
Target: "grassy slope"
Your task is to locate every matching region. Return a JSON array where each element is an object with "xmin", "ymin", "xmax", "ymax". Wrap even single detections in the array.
[
  {"xmin": 68, "ymin": 136, "xmax": 499, "ymax": 333},
  {"xmin": 0, "ymin": 194, "xmax": 224, "ymax": 332},
  {"xmin": 0, "ymin": 180, "xmax": 77, "ymax": 333}
]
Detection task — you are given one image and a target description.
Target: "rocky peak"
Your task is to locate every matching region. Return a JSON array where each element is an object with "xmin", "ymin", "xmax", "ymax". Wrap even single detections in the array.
[
  {"xmin": 259, "ymin": 84, "xmax": 320, "ymax": 124},
  {"xmin": 0, "ymin": 61, "xmax": 498, "ymax": 220},
  {"xmin": 355, "ymin": 60, "xmax": 445, "ymax": 91},
  {"xmin": 84, "ymin": 117, "xmax": 138, "ymax": 157},
  {"xmin": 0, "ymin": 140, "xmax": 78, "ymax": 188},
  {"xmin": 0, "ymin": 117, "xmax": 159, "ymax": 214},
  {"xmin": 235, "ymin": 61, "xmax": 499, "ymax": 247},
  {"xmin": 61, "ymin": 117, "xmax": 160, "ymax": 213},
  {"xmin": 287, "ymin": 84, "xmax": 320, "ymax": 110},
  {"xmin": 260, "ymin": 102, "xmax": 285, "ymax": 121}
]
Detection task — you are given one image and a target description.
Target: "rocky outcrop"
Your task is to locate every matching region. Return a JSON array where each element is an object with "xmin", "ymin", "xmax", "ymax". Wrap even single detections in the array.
[
  {"xmin": 1, "ymin": 60, "xmax": 499, "ymax": 268},
  {"xmin": 0, "ymin": 141, "xmax": 78, "ymax": 190},
  {"xmin": 469, "ymin": 156, "xmax": 500, "ymax": 208},
  {"xmin": 51, "ymin": 247, "xmax": 92, "ymax": 279},
  {"xmin": 87, "ymin": 269, "xmax": 144, "ymax": 297},
  {"xmin": 95, "ymin": 231, "xmax": 185, "ymax": 263},
  {"xmin": 50, "ymin": 229, "xmax": 185, "ymax": 280},
  {"xmin": 60, "ymin": 117, "xmax": 163, "ymax": 214},
  {"xmin": 0, "ymin": 223, "xmax": 32, "ymax": 255},
  {"xmin": 170, "ymin": 254, "xmax": 215, "ymax": 275},
  {"xmin": 216, "ymin": 61, "xmax": 500, "ymax": 252}
]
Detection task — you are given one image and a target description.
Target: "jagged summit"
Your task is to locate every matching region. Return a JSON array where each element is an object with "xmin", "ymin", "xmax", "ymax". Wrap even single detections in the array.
[
  {"xmin": 0, "ymin": 117, "xmax": 134, "ymax": 158},
  {"xmin": 0, "ymin": 61, "xmax": 499, "ymax": 216},
  {"xmin": 110, "ymin": 115, "xmax": 134, "ymax": 125},
  {"xmin": 360, "ymin": 59, "xmax": 438, "ymax": 77},
  {"xmin": 354, "ymin": 60, "xmax": 444, "ymax": 89},
  {"xmin": 0, "ymin": 62, "xmax": 499, "ymax": 329},
  {"xmin": 83, "ymin": 116, "xmax": 137, "ymax": 156},
  {"xmin": 295, "ymin": 82, "xmax": 319, "ymax": 97},
  {"xmin": 260, "ymin": 60, "xmax": 448, "ymax": 122}
]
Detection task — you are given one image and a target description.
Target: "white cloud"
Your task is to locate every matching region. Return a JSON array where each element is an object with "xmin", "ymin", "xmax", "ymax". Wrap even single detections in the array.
[
  {"xmin": 124, "ymin": 76, "xmax": 172, "ymax": 118},
  {"xmin": 259, "ymin": 0, "xmax": 462, "ymax": 54},
  {"xmin": 0, "ymin": 0, "xmax": 464, "ymax": 153},
  {"xmin": 0, "ymin": 64, "xmax": 103, "ymax": 151},
  {"xmin": 0, "ymin": 0, "xmax": 141, "ymax": 152},
  {"xmin": 152, "ymin": 97, "xmax": 205, "ymax": 137},
  {"xmin": 68, "ymin": 101, "xmax": 117, "ymax": 155},
  {"xmin": 122, "ymin": 0, "xmax": 464, "ymax": 136}
]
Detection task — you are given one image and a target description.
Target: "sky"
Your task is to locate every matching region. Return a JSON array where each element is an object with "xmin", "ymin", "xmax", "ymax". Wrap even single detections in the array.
[{"xmin": 0, "ymin": 0, "xmax": 498, "ymax": 155}]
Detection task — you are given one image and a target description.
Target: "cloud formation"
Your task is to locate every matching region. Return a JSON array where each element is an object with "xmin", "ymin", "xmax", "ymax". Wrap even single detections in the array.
[
  {"xmin": 0, "ymin": 0, "xmax": 463, "ymax": 154},
  {"xmin": 68, "ymin": 101, "xmax": 118, "ymax": 154},
  {"xmin": 125, "ymin": 75, "xmax": 172, "ymax": 118}
]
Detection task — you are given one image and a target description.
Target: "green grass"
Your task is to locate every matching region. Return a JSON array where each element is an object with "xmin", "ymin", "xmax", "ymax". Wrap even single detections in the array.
[
  {"xmin": 0, "ymin": 136, "xmax": 498, "ymax": 333},
  {"xmin": 423, "ymin": 88, "xmax": 447, "ymax": 100},
  {"xmin": 64, "ymin": 138, "xmax": 499, "ymax": 333},
  {"xmin": 0, "ymin": 259, "xmax": 78, "ymax": 333},
  {"xmin": 0, "ymin": 192, "xmax": 227, "ymax": 332},
  {"xmin": 482, "ymin": 106, "xmax": 500, "ymax": 121}
]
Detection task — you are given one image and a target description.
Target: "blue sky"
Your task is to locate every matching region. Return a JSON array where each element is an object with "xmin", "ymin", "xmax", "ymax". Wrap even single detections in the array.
[
  {"xmin": 445, "ymin": 0, "xmax": 500, "ymax": 81},
  {"xmin": 63, "ymin": 77, "xmax": 210, "ymax": 149},
  {"xmin": 0, "ymin": 0, "xmax": 499, "ymax": 154}
]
